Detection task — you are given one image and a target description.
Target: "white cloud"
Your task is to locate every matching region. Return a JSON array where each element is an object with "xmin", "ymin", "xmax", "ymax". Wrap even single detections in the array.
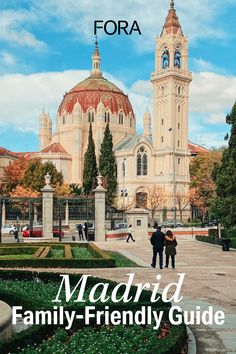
[
  {"xmin": 0, "ymin": 68, "xmax": 234, "ymax": 148},
  {"xmin": 0, "ymin": 52, "xmax": 16, "ymax": 66},
  {"xmin": 0, "ymin": 10, "xmax": 46, "ymax": 51},
  {"xmin": 28, "ymin": 0, "xmax": 234, "ymax": 53},
  {"xmin": 190, "ymin": 72, "xmax": 236, "ymax": 123}
]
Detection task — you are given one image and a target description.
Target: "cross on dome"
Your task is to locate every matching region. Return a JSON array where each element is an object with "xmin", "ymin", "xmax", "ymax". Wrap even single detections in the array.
[{"xmin": 170, "ymin": 0, "xmax": 175, "ymax": 9}]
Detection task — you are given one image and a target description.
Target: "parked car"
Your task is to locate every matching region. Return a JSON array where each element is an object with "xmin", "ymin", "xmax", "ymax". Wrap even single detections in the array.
[
  {"xmin": 1, "ymin": 224, "xmax": 17, "ymax": 235},
  {"xmin": 22, "ymin": 226, "xmax": 64, "ymax": 238},
  {"xmin": 114, "ymin": 222, "xmax": 128, "ymax": 230},
  {"xmin": 160, "ymin": 221, "xmax": 184, "ymax": 228},
  {"xmin": 21, "ymin": 222, "xmax": 42, "ymax": 231}
]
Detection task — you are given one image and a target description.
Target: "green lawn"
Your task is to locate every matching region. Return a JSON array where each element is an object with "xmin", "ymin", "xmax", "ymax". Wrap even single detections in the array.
[{"xmin": 108, "ymin": 251, "xmax": 140, "ymax": 267}]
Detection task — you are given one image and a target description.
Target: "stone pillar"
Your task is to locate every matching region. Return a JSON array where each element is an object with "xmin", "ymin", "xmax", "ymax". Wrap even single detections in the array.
[
  {"xmin": 2, "ymin": 200, "xmax": 6, "ymax": 226},
  {"xmin": 126, "ymin": 208, "xmax": 149, "ymax": 241},
  {"xmin": 33, "ymin": 205, "xmax": 38, "ymax": 223},
  {"xmin": 41, "ymin": 173, "xmax": 54, "ymax": 239},
  {"xmin": 65, "ymin": 201, "xmax": 69, "ymax": 226},
  {"xmin": 93, "ymin": 175, "xmax": 106, "ymax": 241}
]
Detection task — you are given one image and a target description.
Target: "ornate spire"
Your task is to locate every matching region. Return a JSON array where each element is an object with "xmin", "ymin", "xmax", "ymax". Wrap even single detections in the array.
[
  {"xmin": 161, "ymin": 0, "xmax": 183, "ymax": 36},
  {"xmin": 91, "ymin": 36, "xmax": 102, "ymax": 76}
]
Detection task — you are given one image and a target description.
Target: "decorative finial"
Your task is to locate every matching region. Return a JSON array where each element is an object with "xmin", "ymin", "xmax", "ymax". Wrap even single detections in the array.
[
  {"xmin": 95, "ymin": 35, "xmax": 98, "ymax": 48},
  {"xmin": 170, "ymin": 0, "xmax": 174, "ymax": 9},
  {"xmin": 44, "ymin": 173, "xmax": 51, "ymax": 186}
]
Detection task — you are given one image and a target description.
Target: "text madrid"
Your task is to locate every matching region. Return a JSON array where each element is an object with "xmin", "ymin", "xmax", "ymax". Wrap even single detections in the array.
[{"xmin": 12, "ymin": 273, "xmax": 225, "ymax": 329}]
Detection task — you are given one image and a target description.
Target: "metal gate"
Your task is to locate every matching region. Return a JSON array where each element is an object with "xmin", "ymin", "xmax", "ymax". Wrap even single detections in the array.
[
  {"xmin": 53, "ymin": 197, "xmax": 95, "ymax": 240},
  {"xmin": 0, "ymin": 197, "xmax": 42, "ymax": 241}
]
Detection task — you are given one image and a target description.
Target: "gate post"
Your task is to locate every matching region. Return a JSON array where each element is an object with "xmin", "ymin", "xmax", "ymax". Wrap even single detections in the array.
[
  {"xmin": 41, "ymin": 173, "xmax": 54, "ymax": 239},
  {"xmin": 2, "ymin": 200, "xmax": 6, "ymax": 227},
  {"xmin": 93, "ymin": 175, "xmax": 106, "ymax": 241},
  {"xmin": 65, "ymin": 201, "xmax": 69, "ymax": 226}
]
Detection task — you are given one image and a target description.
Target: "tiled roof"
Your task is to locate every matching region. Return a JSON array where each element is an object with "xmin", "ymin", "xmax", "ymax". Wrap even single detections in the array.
[
  {"xmin": 41, "ymin": 143, "xmax": 68, "ymax": 154},
  {"xmin": 58, "ymin": 74, "xmax": 134, "ymax": 117},
  {"xmin": 188, "ymin": 142, "xmax": 208, "ymax": 155},
  {"xmin": 0, "ymin": 147, "xmax": 19, "ymax": 159},
  {"xmin": 161, "ymin": 6, "xmax": 183, "ymax": 36}
]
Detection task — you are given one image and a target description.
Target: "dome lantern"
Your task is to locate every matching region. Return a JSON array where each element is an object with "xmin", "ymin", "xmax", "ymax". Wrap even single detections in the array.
[{"xmin": 91, "ymin": 36, "xmax": 101, "ymax": 76}]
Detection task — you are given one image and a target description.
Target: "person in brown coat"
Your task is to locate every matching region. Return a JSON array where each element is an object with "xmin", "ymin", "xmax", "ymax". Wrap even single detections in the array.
[{"xmin": 164, "ymin": 230, "xmax": 177, "ymax": 269}]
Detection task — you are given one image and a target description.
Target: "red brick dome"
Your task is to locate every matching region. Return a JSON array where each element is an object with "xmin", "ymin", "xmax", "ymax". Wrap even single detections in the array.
[{"xmin": 58, "ymin": 73, "xmax": 134, "ymax": 117}]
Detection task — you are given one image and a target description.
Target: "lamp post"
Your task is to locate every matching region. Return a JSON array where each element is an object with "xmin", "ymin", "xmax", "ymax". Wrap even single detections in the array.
[
  {"xmin": 121, "ymin": 158, "xmax": 127, "ymax": 223},
  {"xmin": 169, "ymin": 128, "xmax": 177, "ymax": 227}
]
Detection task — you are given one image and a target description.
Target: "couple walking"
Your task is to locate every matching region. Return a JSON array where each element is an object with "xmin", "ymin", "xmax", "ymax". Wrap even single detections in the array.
[{"xmin": 150, "ymin": 225, "xmax": 177, "ymax": 269}]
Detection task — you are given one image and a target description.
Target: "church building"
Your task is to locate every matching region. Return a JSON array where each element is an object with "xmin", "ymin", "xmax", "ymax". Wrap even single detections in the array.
[{"xmin": 37, "ymin": 1, "xmax": 193, "ymax": 220}]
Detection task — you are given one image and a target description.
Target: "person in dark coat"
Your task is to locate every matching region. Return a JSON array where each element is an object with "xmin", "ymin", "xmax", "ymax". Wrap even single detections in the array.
[
  {"xmin": 164, "ymin": 230, "xmax": 178, "ymax": 269},
  {"xmin": 150, "ymin": 226, "xmax": 165, "ymax": 269},
  {"xmin": 77, "ymin": 224, "xmax": 84, "ymax": 241},
  {"xmin": 84, "ymin": 222, "xmax": 88, "ymax": 241}
]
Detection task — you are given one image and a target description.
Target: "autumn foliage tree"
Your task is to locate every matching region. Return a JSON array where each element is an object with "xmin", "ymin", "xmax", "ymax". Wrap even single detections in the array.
[
  {"xmin": 1, "ymin": 157, "xmax": 64, "ymax": 197},
  {"xmin": 0, "ymin": 157, "xmax": 29, "ymax": 195},
  {"xmin": 190, "ymin": 150, "xmax": 223, "ymax": 220}
]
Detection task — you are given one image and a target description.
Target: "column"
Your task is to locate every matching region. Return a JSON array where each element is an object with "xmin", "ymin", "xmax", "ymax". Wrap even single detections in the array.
[
  {"xmin": 93, "ymin": 175, "xmax": 106, "ymax": 241},
  {"xmin": 65, "ymin": 201, "xmax": 69, "ymax": 226},
  {"xmin": 41, "ymin": 173, "xmax": 54, "ymax": 239},
  {"xmin": 2, "ymin": 200, "xmax": 6, "ymax": 226}
]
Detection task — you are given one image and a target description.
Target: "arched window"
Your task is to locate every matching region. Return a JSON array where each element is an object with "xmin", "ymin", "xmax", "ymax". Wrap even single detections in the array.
[
  {"xmin": 178, "ymin": 86, "xmax": 181, "ymax": 95},
  {"xmin": 178, "ymin": 123, "xmax": 180, "ymax": 130},
  {"xmin": 174, "ymin": 48, "xmax": 181, "ymax": 68},
  {"xmin": 178, "ymin": 105, "xmax": 181, "ymax": 112},
  {"xmin": 137, "ymin": 146, "xmax": 148, "ymax": 176},
  {"xmin": 178, "ymin": 158, "xmax": 181, "ymax": 165},
  {"xmin": 178, "ymin": 140, "xmax": 180, "ymax": 147},
  {"xmin": 161, "ymin": 136, "xmax": 164, "ymax": 143},
  {"xmin": 119, "ymin": 112, "xmax": 123, "ymax": 125},
  {"xmin": 104, "ymin": 111, "xmax": 110, "ymax": 123},
  {"xmin": 162, "ymin": 48, "xmax": 169, "ymax": 69},
  {"xmin": 161, "ymin": 119, "xmax": 164, "ymax": 125},
  {"xmin": 62, "ymin": 116, "xmax": 65, "ymax": 125},
  {"xmin": 130, "ymin": 117, "xmax": 132, "ymax": 127},
  {"xmin": 88, "ymin": 110, "xmax": 94, "ymax": 123}
]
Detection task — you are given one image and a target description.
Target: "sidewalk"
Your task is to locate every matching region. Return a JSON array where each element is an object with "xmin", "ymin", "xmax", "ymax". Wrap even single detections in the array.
[{"xmin": 93, "ymin": 236, "xmax": 236, "ymax": 354}]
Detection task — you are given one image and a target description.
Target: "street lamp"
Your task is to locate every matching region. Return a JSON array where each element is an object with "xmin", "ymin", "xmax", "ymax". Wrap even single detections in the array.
[
  {"xmin": 121, "ymin": 158, "xmax": 127, "ymax": 223},
  {"xmin": 169, "ymin": 128, "xmax": 177, "ymax": 227}
]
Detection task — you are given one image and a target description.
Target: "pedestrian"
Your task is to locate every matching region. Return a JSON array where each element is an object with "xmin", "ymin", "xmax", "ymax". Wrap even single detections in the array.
[
  {"xmin": 150, "ymin": 225, "xmax": 165, "ymax": 269},
  {"xmin": 77, "ymin": 224, "xmax": 84, "ymax": 241},
  {"xmin": 84, "ymin": 222, "xmax": 88, "ymax": 241},
  {"xmin": 164, "ymin": 230, "xmax": 178, "ymax": 269},
  {"xmin": 126, "ymin": 225, "xmax": 135, "ymax": 243}
]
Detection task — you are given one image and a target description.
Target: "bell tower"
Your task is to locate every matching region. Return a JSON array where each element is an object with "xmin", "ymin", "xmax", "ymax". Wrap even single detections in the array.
[{"xmin": 151, "ymin": 0, "xmax": 192, "ymax": 216}]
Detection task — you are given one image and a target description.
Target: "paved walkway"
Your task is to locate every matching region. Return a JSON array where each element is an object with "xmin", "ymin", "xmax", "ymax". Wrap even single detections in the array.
[{"xmin": 1, "ymin": 236, "xmax": 236, "ymax": 353}]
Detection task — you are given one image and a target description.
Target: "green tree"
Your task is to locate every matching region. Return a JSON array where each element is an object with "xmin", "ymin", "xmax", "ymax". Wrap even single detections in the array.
[
  {"xmin": 23, "ymin": 159, "xmax": 63, "ymax": 191},
  {"xmin": 212, "ymin": 102, "xmax": 236, "ymax": 227},
  {"xmin": 83, "ymin": 124, "xmax": 98, "ymax": 195},
  {"xmin": 99, "ymin": 123, "xmax": 117, "ymax": 204}
]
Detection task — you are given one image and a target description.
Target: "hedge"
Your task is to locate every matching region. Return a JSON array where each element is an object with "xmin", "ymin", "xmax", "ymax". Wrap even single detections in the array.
[
  {"xmin": 208, "ymin": 228, "xmax": 236, "ymax": 239},
  {"xmin": 0, "ymin": 247, "xmax": 38, "ymax": 256},
  {"xmin": 195, "ymin": 235, "xmax": 236, "ymax": 249},
  {"xmin": 0, "ymin": 243, "xmax": 115, "ymax": 268}
]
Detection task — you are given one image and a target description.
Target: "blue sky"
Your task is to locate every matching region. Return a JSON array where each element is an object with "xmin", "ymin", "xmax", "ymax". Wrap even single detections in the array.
[{"xmin": 0, "ymin": 0, "xmax": 236, "ymax": 152}]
